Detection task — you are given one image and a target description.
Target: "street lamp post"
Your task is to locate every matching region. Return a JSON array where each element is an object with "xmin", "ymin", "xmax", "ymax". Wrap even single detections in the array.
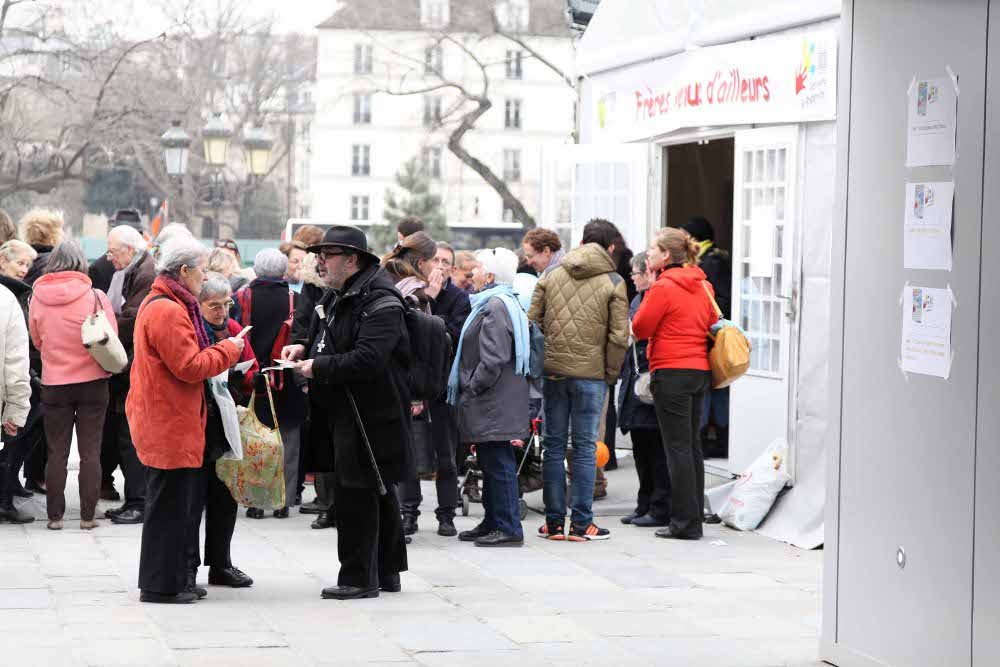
[{"xmin": 160, "ymin": 114, "xmax": 274, "ymax": 239}]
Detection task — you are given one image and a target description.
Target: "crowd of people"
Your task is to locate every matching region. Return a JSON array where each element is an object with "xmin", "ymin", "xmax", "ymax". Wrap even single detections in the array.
[{"xmin": 0, "ymin": 204, "xmax": 733, "ymax": 603}]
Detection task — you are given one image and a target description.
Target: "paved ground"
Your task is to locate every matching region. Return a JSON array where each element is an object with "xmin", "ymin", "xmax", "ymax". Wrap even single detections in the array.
[{"xmin": 0, "ymin": 453, "xmax": 823, "ymax": 666}]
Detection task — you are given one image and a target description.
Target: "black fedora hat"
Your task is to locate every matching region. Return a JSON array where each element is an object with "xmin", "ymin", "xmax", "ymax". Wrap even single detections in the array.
[{"xmin": 307, "ymin": 225, "xmax": 379, "ymax": 261}]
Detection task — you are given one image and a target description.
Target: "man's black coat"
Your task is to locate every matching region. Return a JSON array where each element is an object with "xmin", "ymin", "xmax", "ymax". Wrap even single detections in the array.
[
  {"xmin": 430, "ymin": 277, "xmax": 471, "ymax": 348},
  {"xmin": 302, "ymin": 263, "xmax": 413, "ymax": 488}
]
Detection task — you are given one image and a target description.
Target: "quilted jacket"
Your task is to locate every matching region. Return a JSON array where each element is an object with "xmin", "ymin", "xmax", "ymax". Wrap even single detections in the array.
[{"xmin": 528, "ymin": 243, "xmax": 629, "ymax": 384}]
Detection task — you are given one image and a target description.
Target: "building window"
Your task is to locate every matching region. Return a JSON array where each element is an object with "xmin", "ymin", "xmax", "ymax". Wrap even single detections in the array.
[
  {"xmin": 351, "ymin": 195, "xmax": 370, "ymax": 221},
  {"xmin": 423, "ymin": 95, "xmax": 442, "ymax": 126},
  {"xmin": 351, "ymin": 145, "xmax": 370, "ymax": 176},
  {"xmin": 495, "ymin": 0, "xmax": 529, "ymax": 31},
  {"xmin": 505, "ymin": 50, "xmax": 523, "ymax": 79},
  {"xmin": 424, "ymin": 44, "xmax": 443, "ymax": 74},
  {"xmin": 503, "ymin": 149, "xmax": 521, "ymax": 182},
  {"xmin": 504, "ymin": 99, "xmax": 522, "ymax": 129},
  {"xmin": 353, "ymin": 94, "xmax": 371, "ymax": 124},
  {"xmin": 420, "ymin": 0, "xmax": 450, "ymax": 28},
  {"xmin": 353, "ymin": 44, "xmax": 373, "ymax": 74},
  {"xmin": 502, "ymin": 206, "xmax": 515, "ymax": 223},
  {"xmin": 421, "ymin": 147, "xmax": 442, "ymax": 179}
]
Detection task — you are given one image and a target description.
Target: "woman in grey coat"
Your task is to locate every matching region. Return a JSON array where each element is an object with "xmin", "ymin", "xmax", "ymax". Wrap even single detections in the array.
[{"xmin": 447, "ymin": 248, "xmax": 530, "ymax": 547}]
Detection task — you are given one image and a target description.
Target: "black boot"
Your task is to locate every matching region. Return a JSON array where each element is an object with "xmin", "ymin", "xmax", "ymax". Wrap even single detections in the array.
[
  {"xmin": 0, "ymin": 459, "xmax": 34, "ymax": 524},
  {"xmin": 184, "ymin": 571, "xmax": 207, "ymax": 599}
]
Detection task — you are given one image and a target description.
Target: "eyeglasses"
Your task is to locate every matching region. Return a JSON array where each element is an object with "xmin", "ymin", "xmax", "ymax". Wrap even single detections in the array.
[
  {"xmin": 215, "ymin": 240, "xmax": 239, "ymax": 251},
  {"xmin": 319, "ymin": 250, "xmax": 347, "ymax": 261},
  {"xmin": 203, "ymin": 300, "xmax": 234, "ymax": 312}
]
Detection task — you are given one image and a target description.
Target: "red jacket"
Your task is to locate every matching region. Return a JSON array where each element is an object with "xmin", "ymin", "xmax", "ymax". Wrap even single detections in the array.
[
  {"xmin": 631, "ymin": 266, "xmax": 716, "ymax": 372},
  {"xmin": 126, "ymin": 277, "xmax": 240, "ymax": 470}
]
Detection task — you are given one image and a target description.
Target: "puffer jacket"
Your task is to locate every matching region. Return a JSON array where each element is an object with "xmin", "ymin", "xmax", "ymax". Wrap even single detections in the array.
[
  {"xmin": 0, "ymin": 284, "xmax": 31, "ymax": 427},
  {"xmin": 528, "ymin": 243, "xmax": 629, "ymax": 384}
]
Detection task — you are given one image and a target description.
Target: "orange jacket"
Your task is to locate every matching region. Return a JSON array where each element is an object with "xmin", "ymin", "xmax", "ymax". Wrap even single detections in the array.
[{"xmin": 126, "ymin": 277, "xmax": 240, "ymax": 470}]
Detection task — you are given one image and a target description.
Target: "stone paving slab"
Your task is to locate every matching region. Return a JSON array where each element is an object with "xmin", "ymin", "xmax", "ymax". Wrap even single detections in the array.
[{"xmin": 0, "ymin": 456, "xmax": 825, "ymax": 666}]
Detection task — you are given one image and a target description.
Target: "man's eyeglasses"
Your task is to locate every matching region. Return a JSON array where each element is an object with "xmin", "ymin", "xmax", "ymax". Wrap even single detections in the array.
[{"xmin": 319, "ymin": 250, "xmax": 347, "ymax": 261}]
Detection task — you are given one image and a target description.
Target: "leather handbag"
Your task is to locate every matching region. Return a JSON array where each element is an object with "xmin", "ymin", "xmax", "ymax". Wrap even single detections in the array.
[{"xmin": 81, "ymin": 289, "xmax": 128, "ymax": 373}]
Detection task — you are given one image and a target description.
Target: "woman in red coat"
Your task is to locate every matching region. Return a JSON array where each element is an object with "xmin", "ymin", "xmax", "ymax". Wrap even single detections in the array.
[
  {"xmin": 127, "ymin": 236, "xmax": 244, "ymax": 604},
  {"xmin": 632, "ymin": 228, "xmax": 717, "ymax": 541}
]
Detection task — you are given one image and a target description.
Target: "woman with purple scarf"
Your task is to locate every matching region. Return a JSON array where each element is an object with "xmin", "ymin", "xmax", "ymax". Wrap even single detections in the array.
[{"xmin": 127, "ymin": 236, "xmax": 245, "ymax": 604}]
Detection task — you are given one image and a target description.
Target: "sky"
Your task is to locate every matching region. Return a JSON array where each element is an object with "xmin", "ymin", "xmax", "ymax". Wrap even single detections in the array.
[{"xmin": 44, "ymin": 0, "xmax": 337, "ymax": 38}]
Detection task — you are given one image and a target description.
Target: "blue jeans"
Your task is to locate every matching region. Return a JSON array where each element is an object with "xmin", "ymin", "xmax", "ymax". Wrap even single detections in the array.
[
  {"xmin": 700, "ymin": 387, "xmax": 730, "ymax": 429},
  {"xmin": 541, "ymin": 377, "xmax": 607, "ymax": 527},
  {"xmin": 476, "ymin": 441, "xmax": 523, "ymax": 538}
]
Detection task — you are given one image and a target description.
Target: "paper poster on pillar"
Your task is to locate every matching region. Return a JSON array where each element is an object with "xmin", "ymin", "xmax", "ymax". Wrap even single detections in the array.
[
  {"xmin": 900, "ymin": 286, "xmax": 953, "ymax": 378},
  {"xmin": 905, "ymin": 76, "xmax": 958, "ymax": 167},
  {"xmin": 903, "ymin": 181, "xmax": 954, "ymax": 270}
]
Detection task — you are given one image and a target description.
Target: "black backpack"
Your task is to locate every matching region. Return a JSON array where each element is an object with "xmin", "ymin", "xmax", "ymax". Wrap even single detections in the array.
[{"xmin": 363, "ymin": 294, "xmax": 453, "ymax": 402}]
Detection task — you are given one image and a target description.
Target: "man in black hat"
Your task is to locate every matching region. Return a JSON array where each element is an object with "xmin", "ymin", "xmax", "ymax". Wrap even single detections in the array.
[{"xmin": 282, "ymin": 225, "xmax": 411, "ymax": 600}]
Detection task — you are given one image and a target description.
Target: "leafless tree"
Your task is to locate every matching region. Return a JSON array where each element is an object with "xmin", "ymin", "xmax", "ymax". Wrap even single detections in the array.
[{"xmin": 356, "ymin": 2, "xmax": 576, "ymax": 230}]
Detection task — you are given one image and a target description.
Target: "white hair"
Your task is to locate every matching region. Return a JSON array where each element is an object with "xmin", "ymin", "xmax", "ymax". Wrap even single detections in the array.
[
  {"xmin": 199, "ymin": 272, "xmax": 233, "ymax": 301},
  {"xmin": 109, "ymin": 225, "xmax": 147, "ymax": 252},
  {"xmin": 156, "ymin": 236, "xmax": 210, "ymax": 278},
  {"xmin": 153, "ymin": 222, "xmax": 193, "ymax": 248},
  {"xmin": 253, "ymin": 248, "xmax": 288, "ymax": 279},
  {"xmin": 475, "ymin": 247, "xmax": 518, "ymax": 285}
]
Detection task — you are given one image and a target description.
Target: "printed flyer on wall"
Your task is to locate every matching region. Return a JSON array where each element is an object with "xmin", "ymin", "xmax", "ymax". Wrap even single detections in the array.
[
  {"xmin": 905, "ymin": 76, "xmax": 958, "ymax": 167},
  {"xmin": 900, "ymin": 285, "xmax": 953, "ymax": 378},
  {"xmin": 903, "ymin": 181, "xmax": 954, "ymax": 270}
]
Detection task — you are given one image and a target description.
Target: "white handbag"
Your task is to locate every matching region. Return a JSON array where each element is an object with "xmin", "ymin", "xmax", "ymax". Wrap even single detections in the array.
[
  {"xmin": 81, "ymin": 289, "xmax": 127, "ymax": 373},
  {"xmin": 632, "ymin": 343, "xmax": 654, "ymax": 405}
]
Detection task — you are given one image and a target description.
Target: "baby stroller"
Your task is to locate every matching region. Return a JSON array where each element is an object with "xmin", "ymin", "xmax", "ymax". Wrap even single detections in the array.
[{"xmin": 460, "ymin": 414, "xmax": 543, "ymax": 521}]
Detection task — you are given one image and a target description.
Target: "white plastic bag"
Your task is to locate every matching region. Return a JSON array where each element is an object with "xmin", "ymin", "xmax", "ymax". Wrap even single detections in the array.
[
  {"xmin": 719, "ymin": 439, "xmax": 790, "ymax": 531},
  {"xmin": 208, "ymin": 369, "xmax": 243, "ymax": 461}
]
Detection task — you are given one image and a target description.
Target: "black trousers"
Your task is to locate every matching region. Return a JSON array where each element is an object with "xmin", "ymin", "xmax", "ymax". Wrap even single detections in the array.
[
  {"xmin": 603, "ymin": 385, "xmax": 619, "ymax": 468},
  {"xmin": 0, "ymin": 419, "xmax": 42, "ymax": 504},
  {"xmin": 103, "ymin": 407, "xmax": 146, "ymax": 510},
  {"xmin": 99, "ymin": 409, "xmax": 121, "ymax": 487},
  {"xmin": 399, "ymin": 400, "xmax": 458, "ymax": 521},
  {"xmin": 650, "ymin": 369, "xmax": 710, "ymax": 538},
  {"xmin": 139, "ymin": 466, "xmax": 201, "ymax": 595},
  {"xmin": 335, "ymin": 481, "xmax": 407, "ymax": 589},
  {"xmin": 630, "ymin": 428, "xmax": 671, "ymax": 521},
  {"xmin": 187, "ymin": 456, "xmax": 237, "ymax": 572}
]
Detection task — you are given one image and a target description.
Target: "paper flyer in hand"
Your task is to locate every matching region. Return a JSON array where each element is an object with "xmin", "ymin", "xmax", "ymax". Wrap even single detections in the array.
[
  {"xmin": 903, "ymin": 181, "xmax": 954, "ymax": 270},
  {"xmin": 900, "ymin": 285, "xmax": 953, "ymax": 378}
]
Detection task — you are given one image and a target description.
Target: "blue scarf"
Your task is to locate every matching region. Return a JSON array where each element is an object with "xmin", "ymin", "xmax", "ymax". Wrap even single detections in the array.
[{"xmin": 447, "ymin": 283, "xmax": 529, "ymax": 405}]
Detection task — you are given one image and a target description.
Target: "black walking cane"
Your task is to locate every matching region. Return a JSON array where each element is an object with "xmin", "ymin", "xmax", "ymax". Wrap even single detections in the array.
[{"xmin": 345, "ymin": 389, "xmax": 388, "ymax": 496}]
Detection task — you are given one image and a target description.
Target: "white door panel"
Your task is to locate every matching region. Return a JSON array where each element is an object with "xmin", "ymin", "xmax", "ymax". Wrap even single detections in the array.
[{"xmin": 729, "ymin": 126, "xmax": 800, "ymax": 475}]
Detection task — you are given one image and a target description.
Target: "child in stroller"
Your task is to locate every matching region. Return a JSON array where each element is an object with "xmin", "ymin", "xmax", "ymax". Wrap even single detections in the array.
[{"xmin": 459, "ymin": 399, "xmax": 543, "ymax": 520}]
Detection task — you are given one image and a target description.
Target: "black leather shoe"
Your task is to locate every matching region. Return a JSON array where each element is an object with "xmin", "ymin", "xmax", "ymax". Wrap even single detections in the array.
[
  {"xmin": 104, "ymin": 504, "xmax": 127, "ymax": 519},
  {"xmin": 620, "ymin": 512, "xmax": 642, "ymax": 525},
  {"xmin": 0, "ymin": 504, "xmax": 34, "ymax": 523},
  {"xmin": 24, "ymin": 479, "xmax": 45, "ymax": 494},
  {"xmin": 140, "ymin": 590, "xmax": 197, "ymax": 604},
  {"xmin": 321, "ymin": 585, "xmax": 379, "ymax": 600},
  {"xmin": 437, "ymin": 518, "xmax": 457, "ymax": 537},
  {"xmin": 299, "ymin": 500, "xmax": 323, "ymax": 515},
  {"xmin": 184, "ymin": 573, "xmax": 207, "ymax": 599},
  {"xmin": 654, "ymin": 527, "xmax": 702, "ymax": 540},
  {"xmin": 402, "ymin": 515, "xmax": 418, "ymax": 535},
  {"xmin": 208, "ymin": 566, "xmax": 254, "ymax": 588},
  {"xmin": 110, "ymin": 508, "xmax": 144, "ymax": 524},
  {"xmin": 632, "ymin": 514, "xmax": 669, "ymax": 527},
  {"xmin": 311, "ymin": 511, "xmax": 335, "ymax": 529},
  {"xmin": 246, "ymin": 508, "xmax": 264, "ymax": 519},
  {"xmin": 405, "ymin": 536, "xmax": 412, "ymax": 544},
  {"xmin": 273, "ymin": 507, "xmax": 290, "ymax": 519},
  {"xmin": 12, "ymin": 479, "xmax": 32, "ymax": 498},
  {"xmin": 474, "ymin": 530, "xmax": 524, "ymax": 547},
  {"xmin": 100, "ymin": 483, "xmax": 121, "ymax": 501},
  {"xmin": 380, "ymin": 573, "xmax": 401, "ymax": 593},
  {"xmin": 458, "ymin": 522, "xmax": 492, "ymax": 542}
]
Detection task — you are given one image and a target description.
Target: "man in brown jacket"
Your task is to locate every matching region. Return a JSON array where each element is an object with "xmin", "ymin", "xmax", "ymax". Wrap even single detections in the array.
[{"xmin": 528, "ymin": 219, "xmax": 629, "ymax": 542}]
